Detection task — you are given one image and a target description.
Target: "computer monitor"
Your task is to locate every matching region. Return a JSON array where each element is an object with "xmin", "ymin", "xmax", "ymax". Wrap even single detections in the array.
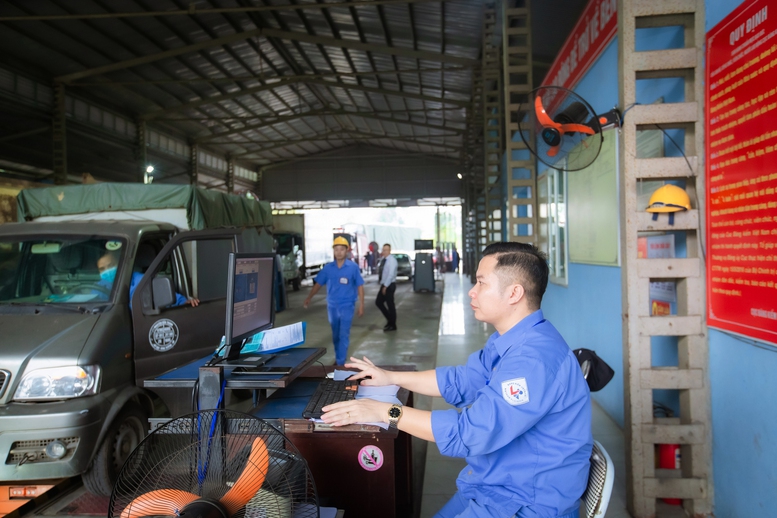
[
  {"xmin": 223, "ymin": 252, "xmax": 276, "ymax": 361},
  {"xmin": 414, "ymin": 239, "xmax": 434, "ymax": 250}
]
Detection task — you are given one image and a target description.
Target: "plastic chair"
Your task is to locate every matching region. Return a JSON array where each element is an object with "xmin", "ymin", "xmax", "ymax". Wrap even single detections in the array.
[{"xmin": 581, "ymin": 440, "xmax": 614, "ymax": 518}]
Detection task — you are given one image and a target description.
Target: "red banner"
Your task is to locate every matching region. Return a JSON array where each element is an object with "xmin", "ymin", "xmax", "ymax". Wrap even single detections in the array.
[
  {"xmin": 541, "ymin": 0, "xmax": 617, "ymax": 89},
  {"xmin": 706, "ymin": 0, "xmax": 777, "ymax": 344}
]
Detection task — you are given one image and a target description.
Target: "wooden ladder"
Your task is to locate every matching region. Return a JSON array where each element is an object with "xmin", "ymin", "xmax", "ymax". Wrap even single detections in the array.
[
  {"xmin": 502, "ymin": 0, "xmax": 537, "ymax": 245},
  {"xmin": 483, "ymin": 4, "xmax": 504, "ymax": 245},
  {"xmin": 618, "ymin": 0, "xmax": 712, "ymax": 516}
]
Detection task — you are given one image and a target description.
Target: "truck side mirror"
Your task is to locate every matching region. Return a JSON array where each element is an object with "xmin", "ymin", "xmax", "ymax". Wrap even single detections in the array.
[{"xmin": 152, "ymin": 277, "xmax": 175, "ymax": 310}]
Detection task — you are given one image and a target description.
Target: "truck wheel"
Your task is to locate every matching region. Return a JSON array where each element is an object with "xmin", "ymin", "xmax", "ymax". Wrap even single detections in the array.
[
  {"xmin": 291, "ymin": 277, "xmax": 301, "ymax": 291},
  {"xmin": 82, "ymin": 404, "xmax": 148, "ymax": 496}
]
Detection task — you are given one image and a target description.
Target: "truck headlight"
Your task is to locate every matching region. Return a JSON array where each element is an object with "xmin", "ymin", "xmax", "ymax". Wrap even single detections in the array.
[{"xmin": 14, "ymin": 366, "xmax": 101, "ymax": 401}]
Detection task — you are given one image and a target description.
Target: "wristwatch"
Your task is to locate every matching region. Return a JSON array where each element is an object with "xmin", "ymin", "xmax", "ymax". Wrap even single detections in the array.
[{"xmin": 387, "ymin": 404, "xmax": 403, "ymax": 429}]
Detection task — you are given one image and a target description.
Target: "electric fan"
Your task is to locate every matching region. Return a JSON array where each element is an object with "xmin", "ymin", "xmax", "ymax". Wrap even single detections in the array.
[
  {"xmin": 519, "ymin": 85, "xmax": 620, "ymax": 171},
  {"xmin": 109, "ymin": 409, "xmax": 319, "ymax": 518}
]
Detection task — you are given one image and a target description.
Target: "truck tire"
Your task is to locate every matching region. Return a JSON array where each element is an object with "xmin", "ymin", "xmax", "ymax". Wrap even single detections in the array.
[
  {"xmin": 291, "ymin": 277, "xmax": 301, "ymax": 291},
  {"xmin": 82, "ymin": 404, "xmax": 148, "ymax": 496}
]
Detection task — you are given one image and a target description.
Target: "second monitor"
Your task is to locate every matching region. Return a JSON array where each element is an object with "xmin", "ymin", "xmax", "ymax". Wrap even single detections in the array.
[{"xmin": 221, "ymin": 252, "xmax": 276, "ymax": 365}]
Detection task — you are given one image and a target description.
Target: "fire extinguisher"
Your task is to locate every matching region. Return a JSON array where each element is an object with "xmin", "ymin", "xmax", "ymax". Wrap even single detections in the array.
[{"xmin": 658, "ymin": 444, "xmax": 682, "ymax": 505}]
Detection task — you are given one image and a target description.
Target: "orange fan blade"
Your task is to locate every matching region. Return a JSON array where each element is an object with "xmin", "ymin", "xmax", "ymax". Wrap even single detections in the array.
[
  {"xmin": 120, "ymin": 489, "xmax": 199, "ymax": 518},
  {"xmin": 220, "ymin": 437, "xmax": 270, "ymax": 516},
  {"xmin": 547, "ymin": 145, "xmax": 561, "ymax": 157},
  {"xmin": 535, "ymin": 96, "xmax": 559, "ymax": 129},
  {"xmin": 559, "ymin": 123, "xmax": 595, "ymax": 135}
]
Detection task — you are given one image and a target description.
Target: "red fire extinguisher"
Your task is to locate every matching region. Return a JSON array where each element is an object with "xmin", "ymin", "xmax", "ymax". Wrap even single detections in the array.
[{"xmin": 658, "ymin": 444, "xmax": 682, "ymax": 505}]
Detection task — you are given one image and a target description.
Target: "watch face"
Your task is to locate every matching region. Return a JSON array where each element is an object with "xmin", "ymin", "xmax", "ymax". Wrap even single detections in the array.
[{"xmin": 389, "ymin": 406, "xmax": 401, "ymax": 418}]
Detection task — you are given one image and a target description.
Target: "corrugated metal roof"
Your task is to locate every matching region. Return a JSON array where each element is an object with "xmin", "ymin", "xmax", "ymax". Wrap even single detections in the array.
[{"xmin": 0, "ymin": 0, "xmax": 486, "ymax": 174}]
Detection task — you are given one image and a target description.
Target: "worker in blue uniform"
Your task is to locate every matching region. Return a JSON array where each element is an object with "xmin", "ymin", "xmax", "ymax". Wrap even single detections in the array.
[
  {"xmin": 303, "ymin": 236, "xmax": 365, "ymax": 365},
  {"xmin": 321, "ymin": 242, "xmax": 592, "ymax": 518}
]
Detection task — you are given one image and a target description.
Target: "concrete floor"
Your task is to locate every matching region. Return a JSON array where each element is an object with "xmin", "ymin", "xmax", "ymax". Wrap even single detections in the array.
[{"xmin": 278, "ymin": 271, "xmax": 637, "ymax": 518}]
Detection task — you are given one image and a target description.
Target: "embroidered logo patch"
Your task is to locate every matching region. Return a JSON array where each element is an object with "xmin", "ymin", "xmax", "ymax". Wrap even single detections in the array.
[{"xmin": 501, "ymin": 377, "xmax": 529, "ymax": 406}]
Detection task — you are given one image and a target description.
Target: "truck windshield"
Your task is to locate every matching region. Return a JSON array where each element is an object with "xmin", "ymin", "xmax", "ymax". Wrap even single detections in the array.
[
  {"xmin": 275, "ymin": 233, "xmax": 294, "ymax": 256},
  {"xmin": 0, "ymin": 237, "xmax": 126, "ymax": 305}
]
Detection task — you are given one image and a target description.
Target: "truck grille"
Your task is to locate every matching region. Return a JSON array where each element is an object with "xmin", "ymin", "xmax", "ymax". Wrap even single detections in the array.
[
  {"xmin": 0, "ymin": 371, "xmax": 7, "ymax": 397},
  {"xmin": 6, "ymin": 437, "xmax": 80, "ymax": 465}
]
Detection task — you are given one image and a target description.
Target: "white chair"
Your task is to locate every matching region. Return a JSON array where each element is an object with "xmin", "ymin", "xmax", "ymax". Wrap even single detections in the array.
[{"xmin": 581, "ymin": 440, "xmax": 614, "ymax": 518}]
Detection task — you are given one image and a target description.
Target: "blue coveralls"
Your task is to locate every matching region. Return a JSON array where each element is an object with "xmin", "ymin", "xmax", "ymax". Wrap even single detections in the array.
[
  {"xmin": 431, "ymin": 310, "xmax": 593, "ymax": 518},
  {"xmin": 314, "ymin": 260, "xmax": 364, "ymax": 366}
]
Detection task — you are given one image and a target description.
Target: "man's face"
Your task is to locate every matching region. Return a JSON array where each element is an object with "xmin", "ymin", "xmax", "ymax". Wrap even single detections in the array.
[
  {"xmin": 97, "ymin": 255, "xmax": 116, "ymax": 273},
  {"xmin": 382, "ymin": 245, "xmax": 391, "ymax": 258},
  {"xmin": 333, "ymin": 245, "xmax": 348, "ymax": 261},
  {"xmin": 468, "ymin": 255, "xmax": 512, "ymax": 325}
]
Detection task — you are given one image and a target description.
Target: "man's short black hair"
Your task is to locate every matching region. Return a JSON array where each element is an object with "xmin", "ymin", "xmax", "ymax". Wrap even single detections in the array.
[
  {"xmin": 482, "ymin": 242, "xmax": 549, "ymax": 309},
  {"xmin": 383, "ymin": 243, "xmax": 391, "ymax": 249}
]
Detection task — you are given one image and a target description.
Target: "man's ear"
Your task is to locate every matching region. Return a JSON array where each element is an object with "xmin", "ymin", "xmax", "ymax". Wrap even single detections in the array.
[{"xmin": 506, "ymin": 283, "xmax": 525, "ymax": 305}]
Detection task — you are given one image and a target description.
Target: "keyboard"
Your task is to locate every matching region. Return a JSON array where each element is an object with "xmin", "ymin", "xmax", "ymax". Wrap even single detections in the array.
[{"xmin": 302, "ymin": 379, "xmax": 359, "ymax": 419}]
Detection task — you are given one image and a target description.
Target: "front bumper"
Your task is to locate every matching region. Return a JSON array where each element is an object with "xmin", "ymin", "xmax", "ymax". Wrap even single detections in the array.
[{"xmin": 0, "ymin": 394, "xmax": 110, "ymax": 481}]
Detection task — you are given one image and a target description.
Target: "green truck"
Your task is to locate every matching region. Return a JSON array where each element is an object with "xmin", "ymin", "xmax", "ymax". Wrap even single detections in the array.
[{"xmin": 0, "ymin": 184, "xmax": 273, "ymax": 495}]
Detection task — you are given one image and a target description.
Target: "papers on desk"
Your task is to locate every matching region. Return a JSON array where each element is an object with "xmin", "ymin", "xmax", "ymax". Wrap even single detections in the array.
[
  {"xmin": 216, "ymin": 322, "xmax": 307, "ymax": 356},
  {"xmin": 308, "ymin": 370, "xmax": 402, "ymax": 430}
]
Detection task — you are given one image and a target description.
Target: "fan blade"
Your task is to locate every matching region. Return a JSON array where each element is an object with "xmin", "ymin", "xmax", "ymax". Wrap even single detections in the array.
[
  {"xmin": 558, "ymin": 123, "xmax": 595, "ymax": 135},
  {"xmin": 120, "ymin": 489, "xmax": 199, "ymax": 518},
  {"xmin": 535, "ymin": 96, "xmax": 559, "ymax": 129},
  {"xmin": 547, "ymin": 145, "xmax": 561, "ymax": 157},
  {"xmin": 220, "ymin": 437, "xmax": 270, "ymax": 516}
]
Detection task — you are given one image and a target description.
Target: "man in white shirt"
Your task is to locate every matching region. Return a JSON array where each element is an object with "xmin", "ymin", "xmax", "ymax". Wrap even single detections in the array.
[{"xmin": 376, "ymin": 243, "xmax": 398, "ymax": 332}]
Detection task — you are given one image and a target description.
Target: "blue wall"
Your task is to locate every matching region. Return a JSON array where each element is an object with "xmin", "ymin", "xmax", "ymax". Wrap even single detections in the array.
[{"xmin": 542, "ymin": 0, "xmax": 777, "ymax": 514}]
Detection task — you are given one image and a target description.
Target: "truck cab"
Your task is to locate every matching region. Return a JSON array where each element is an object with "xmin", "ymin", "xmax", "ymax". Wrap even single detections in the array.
[{"xmin": 0, "ymin": 184, "xmax": 273, "ymax": 496}]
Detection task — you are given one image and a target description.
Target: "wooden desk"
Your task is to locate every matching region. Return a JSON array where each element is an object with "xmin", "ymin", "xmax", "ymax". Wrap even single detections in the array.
[{"xmin": 252, "ymin": 376, "xmax": 413, "ymax": 518}]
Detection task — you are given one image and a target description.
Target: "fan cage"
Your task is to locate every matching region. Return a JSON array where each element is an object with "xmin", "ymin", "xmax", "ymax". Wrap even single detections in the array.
[
  {"xmin": 109, "ymin": 409, "xmax": 319, "ymax": 518},
  {"xmin": 519, "ymin": 85, "xmax": 604, "ymax": 172}
]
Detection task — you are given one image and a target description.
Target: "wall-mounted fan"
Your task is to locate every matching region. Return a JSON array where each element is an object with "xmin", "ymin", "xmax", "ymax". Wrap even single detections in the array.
[
  {"xmin": 109, "ymin": 409, "xmax": 318, "ymax": 518},
  {"xmin": 520, "ymin": 86, "xmax": 621, "ymax": 171}
]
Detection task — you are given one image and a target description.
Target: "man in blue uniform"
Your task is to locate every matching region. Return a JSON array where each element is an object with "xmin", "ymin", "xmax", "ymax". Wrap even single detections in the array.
[
  {"xmin": 303, "ymin": 236, "xmax": 365, "ymax": 366},
  {"xmin": 321, "ymin": 242, "xmax": 592, "ymax": 518}
]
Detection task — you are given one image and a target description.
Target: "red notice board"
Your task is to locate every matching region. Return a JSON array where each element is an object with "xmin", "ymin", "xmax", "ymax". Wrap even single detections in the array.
[{"xmin": 706, "ymin": 0, "xmax": 777, "ymax": 344}]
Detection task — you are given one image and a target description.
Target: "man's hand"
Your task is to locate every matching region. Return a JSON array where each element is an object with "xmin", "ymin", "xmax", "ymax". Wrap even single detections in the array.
[
  {"xmin": 185, "ymin": 298, "xmax": 200, "ymax": 307},
  {"xmin": 321, "ymin": 398, "xmax": 391, "ymax": 426},
  {"xmin": 344, "ymin": 356, "xmax": 393, "ymax": 386},
  {"xmin": 381, "ymin": 286, "xmax": 387, "ymax": 295},
  {"xmin": 357, "ymin": 304, "xmax": 364, "ymax": 317},
  {"xmin": 303, "ymin": 297, "xmax": 311, "ymax": 309}
]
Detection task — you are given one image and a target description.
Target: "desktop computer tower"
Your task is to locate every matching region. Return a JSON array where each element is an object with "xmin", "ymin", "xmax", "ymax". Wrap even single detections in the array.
[{"xmin": 414, "ymin": 253, "xmax": 435, "ymax": 292}]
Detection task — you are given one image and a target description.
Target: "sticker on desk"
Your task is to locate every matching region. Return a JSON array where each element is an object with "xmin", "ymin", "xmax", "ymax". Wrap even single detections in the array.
[{"xmin": 358, "ymin": 445, "xmax": 384, "ymax": 471}]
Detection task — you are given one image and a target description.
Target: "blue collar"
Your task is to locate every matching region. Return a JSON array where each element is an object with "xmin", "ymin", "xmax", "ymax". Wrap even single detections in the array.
[{"xmin": 490, "ymin": 309, "xmax": 545, "ymax": 357}]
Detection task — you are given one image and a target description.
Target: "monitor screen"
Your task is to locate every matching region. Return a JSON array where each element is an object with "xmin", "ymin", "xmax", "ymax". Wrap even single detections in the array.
[
  {"xmin": 414, "ymin": 239, "xmax": 434, "ymax": 250},
  {"xmin": 224, "ymin": 253, "xmax": 275, "ymax": 355}
]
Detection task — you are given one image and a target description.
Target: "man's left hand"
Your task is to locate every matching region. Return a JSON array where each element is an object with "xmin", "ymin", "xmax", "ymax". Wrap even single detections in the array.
[
  {"xmin": 357, "ymin": 305, "xmax": 364, "ymax": 317},
  {"xmin": 381, "ymin": 286, "xmax": 387, "ymax": 295},
  {"xmin": 186, "ymin": 298, "xmax": 200, "ymax": 307}
]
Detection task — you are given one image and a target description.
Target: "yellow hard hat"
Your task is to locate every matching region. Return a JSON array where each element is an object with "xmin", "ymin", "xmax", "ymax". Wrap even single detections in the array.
[
  {"xmin": 333, "ymin": 236, "xmax": 350, "ymax": 247},
  {"xmin": 646, "ymin": 184, "xmax": 691, "ymax": 213}
]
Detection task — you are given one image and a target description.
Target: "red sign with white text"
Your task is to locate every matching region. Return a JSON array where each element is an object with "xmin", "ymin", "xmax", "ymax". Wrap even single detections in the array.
[
  {"xmin": 541, "ymin": 0, "xmax": 617, "ymax": 89},
  {"xmin": 706, "ymin": 0, "xmax": 777, "ymax": 345}
]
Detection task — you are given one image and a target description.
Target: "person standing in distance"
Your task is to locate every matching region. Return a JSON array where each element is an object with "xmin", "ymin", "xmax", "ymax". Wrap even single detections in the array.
[
  {"xmin": 376, "ymin": 243, "xmax": 398, "ymax": 332},
  {"xmin": 320, "ymin": 242, "xmax": 592, "ymax": 518},
  {"xmin": 303, "ymin": 236, "xmax": 365, "ymax": 365}
]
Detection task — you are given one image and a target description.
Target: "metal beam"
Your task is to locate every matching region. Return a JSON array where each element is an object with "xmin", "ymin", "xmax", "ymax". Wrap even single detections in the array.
[
  {"xmin": 140, "ymin": 78, "xmax": 300, "ymax": 119},
  {"xmin": 55, "ymin": 26, "xmax": 477, "ymax": 84},
  {"xmin": 234, "ymin": 130, "xmax": 461, "ymax": 157},
  {"xmin": 305, "ymin": 78, "xmax": 471, "ymax": 107},
  {"xmin": 66, "ymin": 66, "xmax": 471, "ymax": 86},
  {"xmin": 1, "ymin": 0, "xmax": 456, "ymax": 21},
  {"xmin": 0, "ymin": 126, "xmax": 49, "ymax": 143},
  {"xmin": 196, "ymin": 109, "xmax": 464, "ymax": 142}
]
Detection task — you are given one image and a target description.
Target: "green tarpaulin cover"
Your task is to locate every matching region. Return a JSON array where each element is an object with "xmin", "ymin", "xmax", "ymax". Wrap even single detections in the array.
[{"xmin": 17, "ymin": 183, "xmax": 272, "ymax": 230}]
